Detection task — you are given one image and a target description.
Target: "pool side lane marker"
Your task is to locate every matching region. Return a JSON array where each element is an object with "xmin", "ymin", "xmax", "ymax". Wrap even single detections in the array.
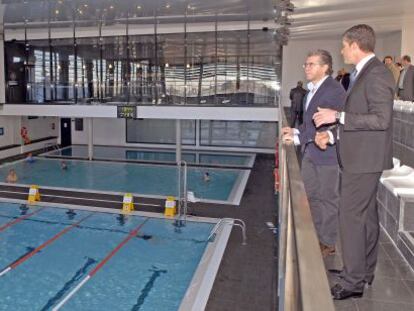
[
  {"xmin": 52, "ymin": 218, "xmax": 150, "ymax": 311},
  {"xmin": 0, "ymin": 213, "xmax": 93, "ymax": 277},
  {"xmin": 0, "ymin": 207, "xmax": 46, "ymax": 233}
]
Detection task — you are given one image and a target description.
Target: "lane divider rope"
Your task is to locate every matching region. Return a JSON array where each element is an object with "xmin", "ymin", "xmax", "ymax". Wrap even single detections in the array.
[
  {"xmin": 0, "ymin": 207, "xmax": 46, "ymax": 233},
  {"xmin": 52, "ymin": 218, "xmax": 150, "ymax": 311},
  {"xmin": 0, "ymin": 213, "xmax": 93, "ymax": 277}
]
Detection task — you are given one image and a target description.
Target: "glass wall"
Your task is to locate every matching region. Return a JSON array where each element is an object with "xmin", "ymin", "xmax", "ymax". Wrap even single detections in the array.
[
  {"xmin": 200, "ymin": 121, "xmax": 278, "ymax": 148},
  {"xmin": 126, "ymin": 119, "xmax": 196, "ymax": 145},
  {"xmin": 126, "ymin": 119, "xmax": 277, "ymax": 149},
  {"xmin": 5, "ymin": 31, "xmax": 280, "ymax": 106}
]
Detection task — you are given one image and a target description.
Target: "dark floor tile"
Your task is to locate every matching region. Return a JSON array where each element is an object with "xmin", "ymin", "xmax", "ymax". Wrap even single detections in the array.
[
  {"xmin": 334, "ymin": 298, "xmax": 358, "ymax": 311},
  {"xmin": 382, "ymin": 242, "xmax": 404, "ymax": 261},
  {"xmin": 363, "ymin": 277, "xmax": 414, "ymax": 304},
  {"xmin": 394, "ymin": 260, "xmax": 414, "ymax": 281},
  {"xmin": 374, "ymin": 259, "xmax": 401, "ymax": 280},
  {"xmin": 404, "ymin": 280, "xmax": 414, "ymax": 297},
  {"xmin": 355, "ymin": 299, "xmax": 414, "ymax": 311},
  {"xmin": 379, "ymin": 227, "xmax": 392, "ymax": 244}
]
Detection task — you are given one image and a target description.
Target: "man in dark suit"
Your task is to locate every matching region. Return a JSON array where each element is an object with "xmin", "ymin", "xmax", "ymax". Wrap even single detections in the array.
[
  {"xmin": 282, "ymin": 50, "xmax": 346, "ymax": 257},
  {"xmin": 289, "ymin": 81, "xmax": 307, "ymax": 127},
  {"xmin": 397, "ymin": 55, "xmax": 414, "ymax": 101},
  {"xmin": 313, "ymin": 24, "xmax": 394, "ymax": 300},
  {"xmin": 335, "ymin": 68, "xmax": 351, "ymax": 91}
]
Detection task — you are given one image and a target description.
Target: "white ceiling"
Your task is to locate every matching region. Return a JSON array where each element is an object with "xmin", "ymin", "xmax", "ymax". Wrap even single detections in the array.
[{"xmin": 290, "ymin": 0, "xmax": 414, "ymax": 39}]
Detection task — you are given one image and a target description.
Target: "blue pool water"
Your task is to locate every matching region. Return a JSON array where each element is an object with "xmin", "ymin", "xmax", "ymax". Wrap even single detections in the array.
[
  {"xmin": 47, "ymin": 145, "xmax": 253, "ymax": 167},
  {"xmin": 0, "ymin": 202, "xmax": 214, "ymax": 310},
  {"xmin": 0, "ymin": 158, "xmax": 242, "ymax": 201}
]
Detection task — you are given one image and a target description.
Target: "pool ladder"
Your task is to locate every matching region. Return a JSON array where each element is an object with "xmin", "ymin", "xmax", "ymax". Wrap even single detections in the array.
[
  {"xmin": 176, "ymin": 160, "xmax": 188, "ymax": 226},
  {"xmin": 44, "ymin": 142, "xmax": 60, "ymax": 153},
  {"xmin": 208, "ymin": 218, "xmax": 247, "ymax": 245}
]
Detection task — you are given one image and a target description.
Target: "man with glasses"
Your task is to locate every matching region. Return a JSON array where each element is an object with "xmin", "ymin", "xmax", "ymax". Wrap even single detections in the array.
[{"xmin": 282, "ymin": 50, "xmax": 346, "ymax": 258}]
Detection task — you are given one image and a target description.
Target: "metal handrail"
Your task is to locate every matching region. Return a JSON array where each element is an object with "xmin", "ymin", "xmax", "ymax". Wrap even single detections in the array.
[
  {"xmin": 278, "ymin": 108, "xmax": 334, "ymax": 311},
  {"xmin": 207, "ymin": 218, "xmax": 247, "ymax": 245},
  {"xmin": 176, "ymin": 160, "xmax": 188, "ymax": 226}
]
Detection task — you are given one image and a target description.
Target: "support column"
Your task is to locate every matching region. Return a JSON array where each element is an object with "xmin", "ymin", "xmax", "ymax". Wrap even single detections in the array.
[
  {"xmin": 195, "ymin": 119, "xmax": 200, "ymax": 164},
  {"xmin": 0, "ymin": 3, "xmax": 6, "ymax": 104},
  {"xmin": 401, "ymin": 15, "xmax": 414, "ymax": 57},
  {"xmin": 88, "ymin": 118, "xmax": 93, "ymax": 160},
  {"xmin": 176, "ymin": 119, "xmax": 182, "ymax": 163}
]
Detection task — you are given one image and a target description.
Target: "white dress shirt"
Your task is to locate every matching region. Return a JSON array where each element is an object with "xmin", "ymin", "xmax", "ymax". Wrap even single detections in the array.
[{"xmin": 293, "ymin": 75, "xmax": 329, "ymax": 145}]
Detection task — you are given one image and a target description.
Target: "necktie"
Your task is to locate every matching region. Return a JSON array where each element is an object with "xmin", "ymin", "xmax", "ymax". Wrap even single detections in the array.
[{"xmin": 348, "ymin": 69, "xmax": 358, "ymax": 89}]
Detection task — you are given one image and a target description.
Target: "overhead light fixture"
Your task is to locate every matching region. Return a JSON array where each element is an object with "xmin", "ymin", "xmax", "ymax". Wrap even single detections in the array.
[
  {"xmin": 55, "ymin": 9, "xmax": 59, "ymax": 14},
  {"xmin": 165, "ymin": 63, "xmax": 169, "ymax": 68},
  {"xmin": 137, "ymin": 5, "xmax": 141, "ymax": 10}
]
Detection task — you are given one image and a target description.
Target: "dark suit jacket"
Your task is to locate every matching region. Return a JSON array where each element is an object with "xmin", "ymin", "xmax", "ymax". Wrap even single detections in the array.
[
  {"xmin": 397, "ymin": 65, "xmax": 414, "ymax": 101},
  {"xmin": 340, "ymin": 73, "xmax": 350, "ymax": 91},
  {"xmin": 289, "ymin": 86, "xmax": 307, "ymax": 112},
  {"xmin": 338, "ymin": 57, "xmax": 394, "ymax": 173},
  {"xmin": 297, "ymin": 76, "xmax": 346, "ymax": 166}
]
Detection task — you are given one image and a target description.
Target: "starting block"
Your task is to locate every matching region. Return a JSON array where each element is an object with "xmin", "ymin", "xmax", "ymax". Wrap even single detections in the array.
[
  {"xmin": 122, "ymin": 193, "xmax": 134, "ymax": 213},
  {"xmin": 28, "ymin": 185, "xmax": 40, "ymax": 204},
  {"xmin": 164, "ymin": 196, "xmax": 177, "ymax": 217}
]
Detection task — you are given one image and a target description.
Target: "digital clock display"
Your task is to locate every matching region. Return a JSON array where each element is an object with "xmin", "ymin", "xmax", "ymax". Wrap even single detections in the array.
[{"xmin": 117, "ymin": 106, "xmax": 137, "ymax": 119}]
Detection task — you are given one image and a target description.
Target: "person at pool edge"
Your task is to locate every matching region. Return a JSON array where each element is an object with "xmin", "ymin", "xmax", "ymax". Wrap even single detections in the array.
[
  {"xmin": 6, "ymin": 169, "xmax": 18, "ymax": 183},
  {"xmin": 203, "ymin": 172, "xmax": 210, "ymax": 182}
]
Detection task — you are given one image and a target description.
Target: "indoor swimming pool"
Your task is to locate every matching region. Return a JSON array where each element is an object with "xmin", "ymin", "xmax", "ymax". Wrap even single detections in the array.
[
  {"xmin": 0, "ymin": 158, "xmax": 249, "ymax": 204},
  {"xmin": 0, "ymin": 202, "xmax": 227, "ymax": 311},
  {"xmin": 43, "ymin": 145, "xmax": 255, "ymax": 168}
]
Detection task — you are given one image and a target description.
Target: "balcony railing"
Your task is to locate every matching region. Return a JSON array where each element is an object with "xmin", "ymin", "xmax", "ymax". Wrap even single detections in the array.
[
  {"xmin": 8, "ymin": 79, "xmax": 278, "ymax": 107},
  {"xmin": 277, "ymin": 107, "xmax": 335, "ymax": 310}
]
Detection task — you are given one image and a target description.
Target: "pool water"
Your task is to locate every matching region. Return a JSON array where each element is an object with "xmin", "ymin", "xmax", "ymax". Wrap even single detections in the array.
[
  {"xmin": 46, "ymin": 145, "xmax": 254, "ymax": 167},
  {"xmin": 0, "ymin": 158, "xmax": 243, "ymax": 202},
  {"xmin": 0, "ymin": 202, "xmax": 214, "ymax": 311}
]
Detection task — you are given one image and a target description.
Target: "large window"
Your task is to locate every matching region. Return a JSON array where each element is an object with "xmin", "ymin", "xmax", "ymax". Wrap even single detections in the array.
[
  {"xmin": 200, "ymin": 121, "xmax": 277, "ymax": 148},
  {"xmin": 126, "ymin": 119, "xmax": 196, "ymax": 145},
  {"xmin": 5, "ymin": 32, "xmax": 280, "ymax": 106}
]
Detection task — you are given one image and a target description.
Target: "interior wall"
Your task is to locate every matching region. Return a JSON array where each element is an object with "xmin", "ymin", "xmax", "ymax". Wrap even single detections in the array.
[
  {"xmin": 281, "ymin": 32, "xmax": 402, "ymax": 107},
  {"xmin": 71, "ymin": 118, "xmax": 277, "ymax": 151},
  {"xmin": 20, "ymin": 116, "xmax": 59, "ymax": 141},
  {"xmin": 72, "ymin": 118, "xmax": 126, "ymax": 145},
  {"xmin": 0, "ymin": 116, "xmax": 19, "ymax": 147}
]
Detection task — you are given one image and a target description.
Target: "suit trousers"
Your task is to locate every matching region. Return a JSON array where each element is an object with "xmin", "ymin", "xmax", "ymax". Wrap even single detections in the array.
[
  {"xmin": 301, "ymin": 151, "xmax": 340, "ymax": 246},
  {"xmin": 339, "ymin": 171, "xmax": 382, "ymax": 291}
]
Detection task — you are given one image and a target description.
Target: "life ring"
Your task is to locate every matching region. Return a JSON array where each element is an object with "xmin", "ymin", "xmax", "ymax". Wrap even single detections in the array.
[
  {"xmin": 274, "ymin": 168, "xmax": 280, "ymax": 193},
  {"xmin": 20, "ymin": 127, "xmax": 31, "ymax": 144},
  {"xmin": 20, "ymin": 127, "xmax": 28, "ymax": 137}
]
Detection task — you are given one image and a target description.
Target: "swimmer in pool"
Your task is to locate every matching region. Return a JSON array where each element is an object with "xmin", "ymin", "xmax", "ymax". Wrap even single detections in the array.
[
  {"xmin": 203, "ymin": 172, "xmax": 210, "ymax": 182},
  {"xmin": 61, "ymin": 161, "xmax": 68, "ymax": 170},
  {"xmin": 6, "ymin": 169, "xmax": 18, "ymax": 183},
  {"xmin": 25, "ymin": 152, "xmax": 35, "ymax": 163}
]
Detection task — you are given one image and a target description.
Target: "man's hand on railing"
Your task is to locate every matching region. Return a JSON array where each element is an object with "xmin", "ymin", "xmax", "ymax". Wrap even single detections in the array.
[
  {"xmin": 315, "ymin": 131, "xmax": 330, "ymax": 150},
  {"xmin": 281, "ymin": 127, "xmax": 294, "ymax": 144}
]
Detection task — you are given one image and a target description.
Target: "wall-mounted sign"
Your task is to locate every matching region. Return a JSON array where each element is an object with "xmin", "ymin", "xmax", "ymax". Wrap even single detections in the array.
[{"xmin": 117, "ymin": 106, "xmax": 137, "ymax": 119}]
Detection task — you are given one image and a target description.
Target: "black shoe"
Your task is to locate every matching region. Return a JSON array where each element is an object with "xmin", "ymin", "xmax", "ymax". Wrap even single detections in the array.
[
  {"xmin": 331, "ymin": 284, "xmax": 363, "ymax": 300},
  {"xmin": 365, "ymin": 276, "xmax": 374, "ymax": 286},
  {"xmin": 328, "ymin": 270, "xmax": 373, "ymax": 285},
  {"xmin": 328, "ymin": 269, "xmax": 342, "ymax": 275}
]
